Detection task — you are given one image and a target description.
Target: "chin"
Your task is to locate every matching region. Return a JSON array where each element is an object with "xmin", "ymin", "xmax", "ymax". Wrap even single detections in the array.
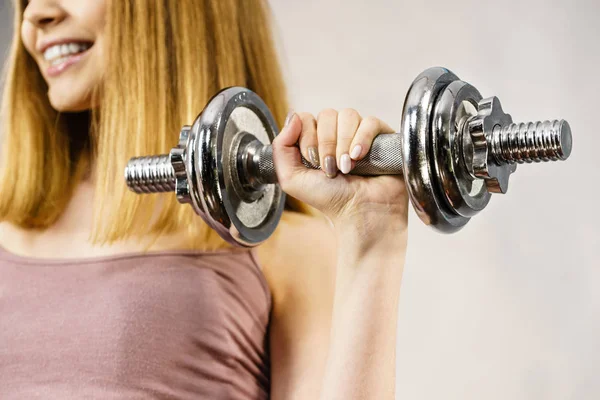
[{"xmin": 48, "ymin": 91, "xmax": 93, "ymax": 113}]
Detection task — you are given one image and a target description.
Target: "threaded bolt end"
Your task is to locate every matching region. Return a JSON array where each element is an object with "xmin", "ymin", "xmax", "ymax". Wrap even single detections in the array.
[
  {"xmin": 125, "ymin": 154, "xmax": 176, "ymax": 194},
  {"xmin": 490, "ymin": 120, "xmax": 572, "ymax": 164}
]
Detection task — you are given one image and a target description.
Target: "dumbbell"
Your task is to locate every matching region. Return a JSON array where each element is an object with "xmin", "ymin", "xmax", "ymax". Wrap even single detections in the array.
[{"xmin": 124, "ymin": 67, "xmax": 572, "ymax": 247}]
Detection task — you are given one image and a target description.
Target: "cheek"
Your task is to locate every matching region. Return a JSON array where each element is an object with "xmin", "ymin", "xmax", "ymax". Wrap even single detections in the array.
[
  {"xmin": 82, "ymin": 0, "xmax": 108, "ymax": 74},
  {"xmin": 20, "ymin": 22, "xmax": 37, "ymax": 57},
  {"xmin": 73, "ymin": 0, "xmax": 107, "ymax": 33},
  {"xmin": 70, "ymin": 0, "xmax": 107, "ymax": 67}
]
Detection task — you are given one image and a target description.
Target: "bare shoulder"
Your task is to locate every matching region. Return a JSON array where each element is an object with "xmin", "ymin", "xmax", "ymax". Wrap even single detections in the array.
[
  {"xmin": 0, "ymin": 222, "xmax": 15, "ymax": 236},
  {"xmin": 0, "ymin": 222, "xmax": 24, "ymax": 250},
  {"xmin": 257, "ymin": 211, "xmax": 337, "ymax": 295}
]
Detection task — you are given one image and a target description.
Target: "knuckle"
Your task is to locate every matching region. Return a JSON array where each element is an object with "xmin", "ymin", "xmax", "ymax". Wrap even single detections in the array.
[
  {"xmin": 317, "ymin": 108, "xmax": 338, "ymax": 121},
  {"xmin": 360, "ymin": 117, "xmax": 381, "ymax": 138},
  {"xmin": 362, "ymin": 116, "xmax": 380, "ymax": 129},
  {"xmin": 338, "ymin": 108, "xmax": 360, "ymax": 122},
  {"xmin": 297, "ymin": 111, "xmax": 315, "ymax": 122}
]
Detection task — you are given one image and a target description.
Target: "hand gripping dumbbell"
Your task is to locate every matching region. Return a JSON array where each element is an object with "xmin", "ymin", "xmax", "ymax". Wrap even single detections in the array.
[{"xmin": 124, "ymin": 67, "xmax": 573, "ymax": 247}]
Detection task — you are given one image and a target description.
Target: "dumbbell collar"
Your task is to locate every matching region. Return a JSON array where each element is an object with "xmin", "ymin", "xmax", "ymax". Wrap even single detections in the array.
[{"xmin": 465, "ymin": 97, "xmax": 516, "ymax": 194}]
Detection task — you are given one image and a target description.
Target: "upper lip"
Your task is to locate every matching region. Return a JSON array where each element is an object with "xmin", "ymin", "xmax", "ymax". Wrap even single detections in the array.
[{"xmin": 37, "ymin": 37, "xmax": 93, "ymax": 55}]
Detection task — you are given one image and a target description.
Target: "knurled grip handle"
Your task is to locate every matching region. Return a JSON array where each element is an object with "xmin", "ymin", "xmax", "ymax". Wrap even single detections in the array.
[{"xmin": 255, "ymin": 133, "xmax": 404, "ymax": 184}]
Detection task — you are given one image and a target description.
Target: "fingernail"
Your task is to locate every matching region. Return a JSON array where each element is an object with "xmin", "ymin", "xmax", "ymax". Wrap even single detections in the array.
[
  {"xmin": 340, "ymin": 154, "xmax": 351, "ymax": 174},
  {"xmin": 308, "ymin": 147, "xmax": 320, "ymax": 166},
  {"xmin": 324, "ymin": 156, "xmax": 337, "ymax": 178},
  {"xmin": 350, "ymin": 145, "xmax": 362, "ymax": 160},
  {"xmin": 284, "ymin": 109, "xmax": 295, "ymax": 128}
]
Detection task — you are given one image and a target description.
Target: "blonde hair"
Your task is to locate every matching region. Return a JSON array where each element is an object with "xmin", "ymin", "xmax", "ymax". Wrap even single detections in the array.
[{"xmin": 0, "ymin": 0, "xmax": 313, "ymax": 250}]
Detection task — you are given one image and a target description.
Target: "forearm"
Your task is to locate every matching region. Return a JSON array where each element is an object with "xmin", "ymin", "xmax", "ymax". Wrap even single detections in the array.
[{"xmin": 319, "ymin": 220, "xmax": 407, "ymax": 400}]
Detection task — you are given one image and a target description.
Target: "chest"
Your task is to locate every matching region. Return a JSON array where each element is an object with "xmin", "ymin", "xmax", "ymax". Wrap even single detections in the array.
[
  {"xmin": 0, "ymin": 262, "xmax": 232, "ymax": 383},
  {"xmin": 0, "ymin": 247, "xmax": 271, "ymax": 400}
]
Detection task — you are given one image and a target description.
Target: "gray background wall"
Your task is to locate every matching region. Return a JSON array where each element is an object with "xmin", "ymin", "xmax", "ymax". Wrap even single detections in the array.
[{"xmin": 1, "ymin": 0, "xmax": 599, "ymax": 399}]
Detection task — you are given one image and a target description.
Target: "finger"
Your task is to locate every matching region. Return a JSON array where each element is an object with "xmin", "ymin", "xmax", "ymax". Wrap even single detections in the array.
[
  {"xmin": 379, "ymin": 120, "xmax": 395, "ymax": 134},
  {"xmin": 316, "ymin": 109, "xmax": 338, "ymax": 178},
  {"xmin": 271, "ymin": 112, "xmax": 306, "ymax": 185},
  {"xmin": 297, "ymin": 112, "xmax": 320, "ymax": 167},
  {"xmin": 348, "ymin": 117, "xmax": 395, "ymax": 161},
  {"xmin": 336, "ymin": 109, "xmax": 361, "ymax": 174}
]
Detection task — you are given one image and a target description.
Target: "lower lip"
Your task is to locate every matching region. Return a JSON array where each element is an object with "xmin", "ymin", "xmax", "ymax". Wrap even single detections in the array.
[{"xmin": 46, "ymin": 50, "xmax": 89, "ymax": 77}]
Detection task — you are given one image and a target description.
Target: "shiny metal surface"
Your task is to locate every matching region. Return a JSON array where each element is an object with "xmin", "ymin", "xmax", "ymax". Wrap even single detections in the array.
[
  {"xmin": 431, "ymin": 79, "xmax": 490, "ymax": 219},
  {"xmin": 125, "ymin": 154, "xmax": 175, "ymax": 194},
  {"xmin": 171, "ymin": 125, "xmax": 192, "ymax": 204},
  {"xmin": 464, "ymin": 97, "xmax": 573, "ymax": 194},
  {"xmin": 223, "ymin": 107, "xmax": 282, "ymax": 240},
  {"xmin": 189, "ymin": 88, "xmax": 285, "ymax": 247},
  {"xmin": 466, "ymin": 96, "xmax": 516, "ymax": 193},
  {"xmin": 490, "ymin": 119, "xmax": 572, "ymax": 163},
  {"xmin": 400, "ymin": 67, "xmax": 468, "ymax": 233},
  {"xmin": 252, "ymin": 132, "xmax": 404, "ymax": 184},
  {"xmin": 123, "ymin": 67, "xmax": 574, "ymax": 246}
]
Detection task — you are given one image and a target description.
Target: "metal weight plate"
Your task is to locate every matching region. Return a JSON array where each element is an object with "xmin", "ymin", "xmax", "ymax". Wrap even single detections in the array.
[
  {"xmin": 188, "ymin": 87, "xmax": 285, "ymax": 247},
  {"xmin": 431, "ymin": 79, "xmax": 491, "ymax": 218},
  {"xmin": 401, "ymin": 67, "xmax": 468, "ymax": 233}
]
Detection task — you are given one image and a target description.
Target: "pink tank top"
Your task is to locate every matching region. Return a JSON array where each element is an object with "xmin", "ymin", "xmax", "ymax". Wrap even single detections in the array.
[{"xmin": 0, "ymin": 246, "xmax": 271, "ymax": 399}]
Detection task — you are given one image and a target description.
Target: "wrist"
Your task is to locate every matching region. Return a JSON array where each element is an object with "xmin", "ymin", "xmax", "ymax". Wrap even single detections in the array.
[
  {"xmin": 333, "ymin": 210, "xmax": 408, "ymax": 260},
  {"xmin": 333, "ymin": 208, "xmax": 407, "ymax": 238}
]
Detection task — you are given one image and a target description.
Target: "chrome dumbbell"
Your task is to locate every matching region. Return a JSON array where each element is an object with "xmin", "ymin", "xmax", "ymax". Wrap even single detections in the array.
[{"xmin": 124, "ymin": 67, "xmax": 572, "ymax": 247}]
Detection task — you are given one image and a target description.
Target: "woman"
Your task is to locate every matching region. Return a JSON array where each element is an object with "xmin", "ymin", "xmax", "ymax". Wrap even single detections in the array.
[{"xmin": 0, "ymin": 1, "xmax": 408, "ymax": 399}]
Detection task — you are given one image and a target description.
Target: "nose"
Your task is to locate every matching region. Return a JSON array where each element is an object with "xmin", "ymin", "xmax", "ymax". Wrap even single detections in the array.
[{"xmin": 23, "ymin": 0, "xmax": 66, "ymax": 29}]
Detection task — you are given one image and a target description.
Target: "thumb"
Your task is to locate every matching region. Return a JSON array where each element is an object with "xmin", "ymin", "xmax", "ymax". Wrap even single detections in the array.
[
  {"xmin": 276, "ymin": 112, "xmax": 302, "ymax": 147},
  {"xmin": 272, "ymin": 112, "xmax": 306, "ymax": 185}
]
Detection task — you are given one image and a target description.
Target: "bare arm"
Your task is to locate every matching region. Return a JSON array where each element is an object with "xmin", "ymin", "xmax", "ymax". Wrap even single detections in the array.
[
  {"xmin": 266, "ymin": 110, "xmax": 409, "ymax": 399},
  {"xmin": 260, "ymin": 212, "xmax": 337, "ymax": 400},
  {"xmin": 262, "ymin": 211, "xmax": 407, "ymax": 400},
  {"xmin": 320, "ymin": 215, "xmax": 407, "ymax": 400}
]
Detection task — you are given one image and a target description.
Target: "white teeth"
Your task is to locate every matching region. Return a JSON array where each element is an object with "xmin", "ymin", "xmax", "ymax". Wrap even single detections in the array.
[
  {"xmin": 50, "ymin": 57, "xmax": 68, "ymax": 66},
  {"xmin": 43, "ymin": 42, "xmax": 91, "ymax": 63}
]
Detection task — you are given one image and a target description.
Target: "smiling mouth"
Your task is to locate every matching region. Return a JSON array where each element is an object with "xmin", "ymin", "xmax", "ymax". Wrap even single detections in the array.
[{"xmin": 43, "ymin": 41, "xmax": 93, "ymax": 70}]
